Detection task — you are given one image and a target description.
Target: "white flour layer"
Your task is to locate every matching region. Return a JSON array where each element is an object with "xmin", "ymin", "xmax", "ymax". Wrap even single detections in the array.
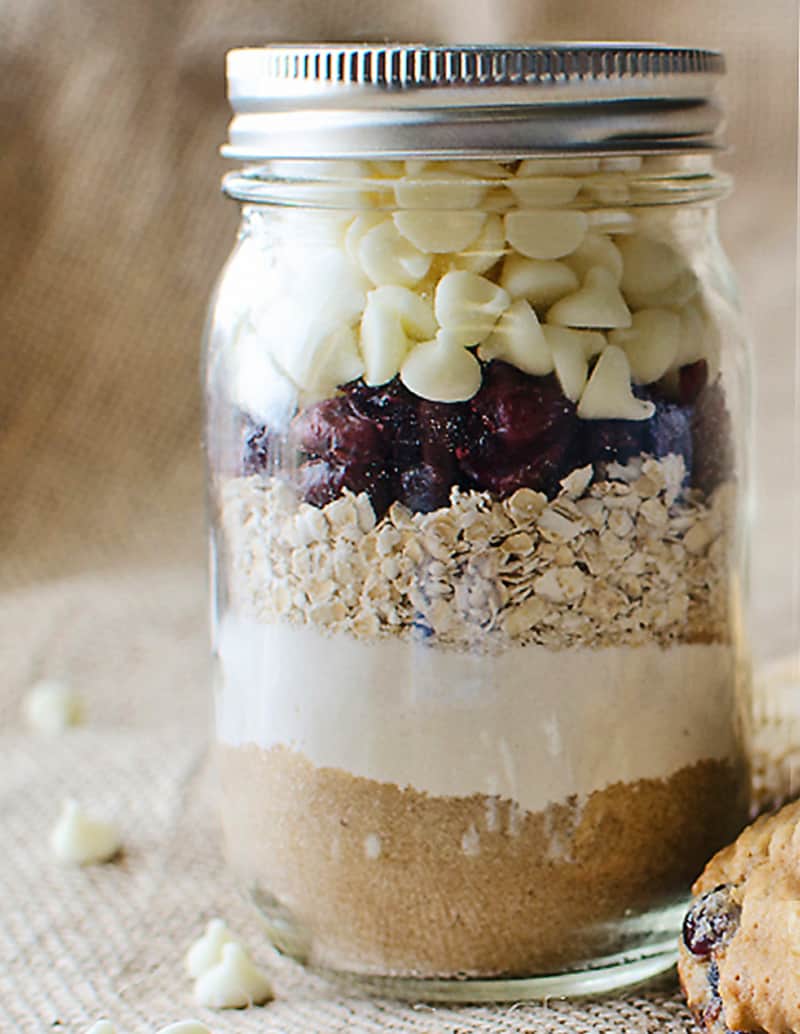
[{"xmin": 215, "ymin": 616, "xmax": 740, "ymax": 814}]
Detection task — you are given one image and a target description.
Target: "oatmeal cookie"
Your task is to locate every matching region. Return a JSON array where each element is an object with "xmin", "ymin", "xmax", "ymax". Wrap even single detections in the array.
[{"xmin": 678, "ymin": 798, "xmax": 800, "ymax": 1033}]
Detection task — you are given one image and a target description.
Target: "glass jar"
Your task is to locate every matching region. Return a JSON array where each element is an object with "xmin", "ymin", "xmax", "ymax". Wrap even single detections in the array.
[{"xmin": 206, "ymin": 43, "xmax": 752, "ymax": 999}]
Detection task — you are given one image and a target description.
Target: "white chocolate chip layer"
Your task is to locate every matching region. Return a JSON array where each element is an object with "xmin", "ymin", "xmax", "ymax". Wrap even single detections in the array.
[
  {"xmin": 547, "ymin": 267, "xmax": 632, "ymax": 329},
  {"xmin": 401, "ymin": 331, "xmax": 482, "ymax": 402},
  {"xmin": 478, "ymin": 299, "xmax": 553, "ymax": 376},
  {"xmin": 610, "ymin": 308, "xmax": 681, "ymax": 384},
  {"xmin": 434, "ymin": 270, "xmax": 510, "ymax": 347},
  {"xmin": 577, "ymin": 346, "xmax": 655, "ymax": 420},
  {"xmin": 504, "ymin": 210, "xmax": 588, "ymax": 260}
]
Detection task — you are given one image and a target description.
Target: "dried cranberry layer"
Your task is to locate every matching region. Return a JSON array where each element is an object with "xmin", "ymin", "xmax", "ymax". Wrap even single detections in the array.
[{"xmin": 241, "ymin": 358, "xmax": 733, "ymax": 513}]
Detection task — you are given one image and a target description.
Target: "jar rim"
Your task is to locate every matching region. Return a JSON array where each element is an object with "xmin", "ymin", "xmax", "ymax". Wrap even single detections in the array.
[{"xmin": 223, "ymin": 42, "xmax": 726, "ymax": 160}]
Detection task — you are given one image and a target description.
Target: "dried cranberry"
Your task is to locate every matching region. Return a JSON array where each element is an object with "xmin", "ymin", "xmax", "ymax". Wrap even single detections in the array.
[
  {"xmin": 346, "ymin": 380, "xmax": 421, "ymax": 467},
  {"xmin": 682, "ymin": 884, "xmax": 741, "ymax": 958},
  {"xmin": 678, "ymin": 359, "xmax": 709, "ymax": 405},
  {"xmin": 293, "ymin": 396, "xmax": 387, "ymax": 464},
  {"xmin": 470, "ymin": 364, "xmax": 576, "ymax": 451},
  {"xmin": 649, "ymin": 399, "xmax": 693, "ymax": 467},
  {"xmin": 398, "ymin": 462, "xmax": 454, "ymax": 513},
  {"xmin": 456, "ymin": 363, "xmax": 578, "ymax": 496},
  {"xmin": 580, "ymin": 419, "xmax": 648, "ymax": 469},
  {"xmin": 466, "ymin": 443, "xmax": 575, "ymax": 498},
  {"xmin": 691, "ymin": 379, "xmax": 734, "ymax": 494}
]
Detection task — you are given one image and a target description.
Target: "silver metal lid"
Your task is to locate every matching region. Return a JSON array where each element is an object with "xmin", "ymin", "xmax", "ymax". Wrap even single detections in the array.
[{"xmin": 224, "ymin": 43, "xmax": 726, "ymax": 160}]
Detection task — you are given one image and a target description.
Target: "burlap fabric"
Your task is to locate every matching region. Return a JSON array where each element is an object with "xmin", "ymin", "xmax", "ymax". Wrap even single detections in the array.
[{"xmin": 1, "ymin": 1, "xmax": 797, "ymax": 1031}]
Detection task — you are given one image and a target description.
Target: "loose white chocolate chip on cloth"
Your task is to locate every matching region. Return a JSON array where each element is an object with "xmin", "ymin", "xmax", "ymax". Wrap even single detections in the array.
[
  {"xmin": 23, "ymin": 677, "xmax": 84, "ymax": 735},
  {"xmin": 50, "ymin": 799, "xmax": 121, "ymax": 865},
  {"xmin": 193, "ymin": 943, "xmax": 274, "ymax": 1009}
]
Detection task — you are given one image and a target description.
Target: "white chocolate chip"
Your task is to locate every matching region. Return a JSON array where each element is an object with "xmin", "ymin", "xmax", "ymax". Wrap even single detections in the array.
[
  {"xmin": 157, "ymin": 1023, "xmax": 214, "ymax": 1034},
  {"xmin": 193, "ymin": 943, "xmax": 274, "ymax": 1009},
  {"xmin": 358, "ymin": 219, "xmax": 431, "ymax": 287},
  {"xmin": 233, "ymin": 329, "xmax": 298, "ymax": 428},
  {"xmin": 577, "ymin": 346, "xmax": 655, "ymax": 421},
  {"xmin": 478, "ymin": 299, "xmax": 553, "ymax": 376},
  {"xmin": 587, "ymin": 210, "xmax": 636, "ymax": 234},
  {"xmin": 86, "ymin": 1023, "xmax": 116, "ymax": 1034},
  {"xmin": 547, "ymin": 267, "xmax": 632, "ymax": 329},
  {"xmin": 186, "ymin": 918, "xmax": 236, "ymax": 979},
  {"xmin": 266, "ymin": 249, "xmax": 367, "ymax": 392},
  {"xmin": 434, "ymin": 270, "xmax": 510, "ymax": 347},
  {"xmin": 371, "ymin": 285, "xmax": 437, "ymax": 339},
  {"xmin": 450, "ymin": 214, "xmax": 506, "ymax": 274},
  {"xmin": 441, "ymin": 159, "xmax": 510, "ymax": 178},
  {"xmin": 548, "ymin": 331, "xmax": 589, "ymax": 402},
  {"xmin": 507, "ymin": 176, "xmax": 581, "ymax": 207},
  {"xmin": 345, "ymin": 212, "xmax": 384, "ymax": 262},
  {"xmin": 566, "ymin": 232, "xmax": 624, "ymax": 283},
  {"xmin": 400, "ymin": 332, "xmax": 482, "ymax": 402},
  {"xmin": 23, "ymin": 678, "xmax": 83, "ymax": 736},
  {"xmin": 360, "ymin": 294, "xmax": 409, "ymax": 386},
  {"xmin": 393, "ymin": 210, "xmax": 486, "ymax": 254},
  {"xmin": 311, "ymin": 325, "xmax": 365, "ymax": 395},
  {"xmin": 499, "ymin": 254, "xmax": 579, "ymax": 308},
  {"xmin": 50, "ymin": 799, "xmax": 121, "ymax": 866},
  {"xmin": 609, "ymin": 308, "xmax": 680, "ymax": 384},
  {"xmin": 542, "ymin": 324, "xmax": 606, "ymax": 360},
  {"xmin": 619, "ymin": 234, "xmax": 685, "ymax": 300},
  {"xmin": 394, "ymin": 170, "xmax": 488, "ymax": 210},
  {"xmin": 581, "ymin": 174, "xmax": 630, "ymax": 204},
  {"xmin": 359, "ymin": 286, "xmax": 436, "ymax": 386},
  {"xmin": 517, "ymin": 157, "xmax": 600, "ymax": 176},
  {"xmin": 504, "ymin": 210, "xmax": 588, "ymax": 260}
]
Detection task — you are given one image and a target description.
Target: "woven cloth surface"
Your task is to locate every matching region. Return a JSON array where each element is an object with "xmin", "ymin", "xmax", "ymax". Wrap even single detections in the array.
[{"xmin": 1, "ymin": 0, "xmax": 797, "ymax": 1031}]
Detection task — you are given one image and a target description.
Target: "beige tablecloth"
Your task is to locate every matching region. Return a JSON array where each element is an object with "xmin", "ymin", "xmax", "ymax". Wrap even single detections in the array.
[{"xmin": 1, "ymin": 0, "xmax": 797, "ymax": 1030}]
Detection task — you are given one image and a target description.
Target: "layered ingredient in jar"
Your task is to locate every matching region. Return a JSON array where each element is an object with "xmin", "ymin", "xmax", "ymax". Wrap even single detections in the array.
[{"xmin": 211, "ymin": 156, "xmax": 749, "ymax": 977}]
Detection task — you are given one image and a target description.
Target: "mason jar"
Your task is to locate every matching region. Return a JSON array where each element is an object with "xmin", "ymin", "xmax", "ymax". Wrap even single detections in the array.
[{"xmin": 206, "ymin": 43, "xmax": 752, "ymax": 999}]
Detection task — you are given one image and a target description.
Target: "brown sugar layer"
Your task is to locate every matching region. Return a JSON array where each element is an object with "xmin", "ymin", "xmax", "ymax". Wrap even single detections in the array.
[{"xmin": 218, "ymin": 743, "xmax": 748, "ymax": 978}]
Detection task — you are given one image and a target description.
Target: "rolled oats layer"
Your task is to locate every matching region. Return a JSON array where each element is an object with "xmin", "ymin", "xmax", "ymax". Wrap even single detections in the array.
[{"xmin": 220, "ymin": 454, "xmax": 734, "ymax": 652}]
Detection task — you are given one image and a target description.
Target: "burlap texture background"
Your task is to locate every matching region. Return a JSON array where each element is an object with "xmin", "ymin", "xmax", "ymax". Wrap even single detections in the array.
[{"xmin": 1, "ymin": 1, "xmax": 797, "ymax": 1031}]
